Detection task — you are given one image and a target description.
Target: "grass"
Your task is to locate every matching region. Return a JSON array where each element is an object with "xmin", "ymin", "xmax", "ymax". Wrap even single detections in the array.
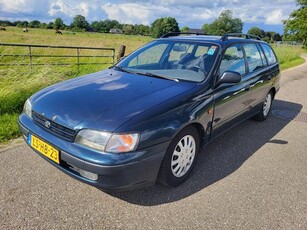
[
  {"xmin": 0, "ymin": 113, "xmax": 20, "ymax": 143},
  {"xmin": 0, "ymin": 27, "xmax": 306, "ymax": 143},
  {"xmin": 0, "ymin": 27, "xmax": 151, "ymax": 143},
  {"xmin": 273, "ymin": 45, "xmax": 305, "ymax": 70}
]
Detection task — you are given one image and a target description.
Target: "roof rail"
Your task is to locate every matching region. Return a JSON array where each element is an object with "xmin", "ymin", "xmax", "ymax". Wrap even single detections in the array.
[
  {"xmin": 221, "ymin": 33, "xmax": 261, "ymax": 41},
  {"xmin": 161, "ymin": 31, "xmax": 206, "ymax": 38}
]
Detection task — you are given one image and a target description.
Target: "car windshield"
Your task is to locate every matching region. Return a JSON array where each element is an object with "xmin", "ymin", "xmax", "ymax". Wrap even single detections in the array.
[{"xmin": 116, "ymin": 40, "xmax": 219, "ymax": 83}]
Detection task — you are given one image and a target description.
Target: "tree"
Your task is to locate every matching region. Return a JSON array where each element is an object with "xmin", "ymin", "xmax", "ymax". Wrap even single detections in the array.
[
  {"xmin": 70, "ymin": 15, "xmax": 89, "ymax": 31},
  {"xmin": 16, "ymin": 21, "xmax": 29, "ymax": 28},
  {"xmin": 90, "ymin": 19, "xmax": 122, "ymax": 33},
  {"xmin": 47, "ymin": 22, "xmax": 54, "ymax": 29},
  {"xmin": 29, "ymin": 20, "xmax": 41, "ymax": 28},
  {"xmin": 263, "ymin": 37, "xmax": 270, "ymax": 43},
  {"xmin": 283, "ymin": 0, "xmax": 307, "ymax": 46},
  {"xmin": 201, "ymin": 10, "xmax": 243, "ymax": 35},
  {"xmin": 134, "ymin": 24, "xmax": 151, "ymax": 36},
  {"xmin": 54, "ymin": 18, "xmax": 65, "ymax": 30},
  {"xmin": 0, "ymin": 20, "xmax": 12, "ymax": 26},
  {"xmin": 273, "ymin": 33, "xmax": 282, "ymax": 41},
  {"xmin": 247, "ymin": 27, "xmax": 262, "ymax": 37},
  {"xmin": 40, "ymin": 23, "xmax": 48, "ymax": 29},
  {"xmin": 91, "ymin": 21, "xmax": 102, "ymax": 32},
  {"xmin": 247, "ymin": 27, "xmax": 282, "ymax": 42},
  {"xmin": 151, "ymin": 17, "xmax": 180, "ymax": 38},
  {"xmin": 122, "ymin": 24, "xmax": 134, "ymax": 35},
  {"xmin": 104, "ymin": 19, "xmax": 122, "ymax": 32},
  {"xmin": 181, "ymin": 26, "xmax": 190, "ymax": 33}
]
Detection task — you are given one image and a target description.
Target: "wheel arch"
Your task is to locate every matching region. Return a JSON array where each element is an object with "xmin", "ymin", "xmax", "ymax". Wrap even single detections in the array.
[
  {"xmin": 172, "ymin": 122, "xmax": 206, "ymax": 147},
  {"xmin": 270, "ymin": 87, "xmax": 276, "ymax": 99}
]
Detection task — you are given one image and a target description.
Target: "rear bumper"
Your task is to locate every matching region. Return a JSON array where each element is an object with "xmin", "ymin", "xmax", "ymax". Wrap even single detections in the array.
[{"xmin": 18, "ymin": 115, "xmax": 168, "ymax": 191}]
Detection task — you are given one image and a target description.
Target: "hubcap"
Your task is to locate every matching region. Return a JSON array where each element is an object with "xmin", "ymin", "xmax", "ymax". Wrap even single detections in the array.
[
  {"xmin": 171, "ymin": 135, "xmax": 196, "ymax": 178},
  {"xmin": 263, "ymin": 93, "xmax": 272, "ymax": 117}
]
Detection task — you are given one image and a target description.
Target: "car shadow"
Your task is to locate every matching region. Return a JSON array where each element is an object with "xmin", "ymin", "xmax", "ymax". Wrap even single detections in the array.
[{"xmin": 105, "ymin": 99, "xmax": 302, "ymax": 206}]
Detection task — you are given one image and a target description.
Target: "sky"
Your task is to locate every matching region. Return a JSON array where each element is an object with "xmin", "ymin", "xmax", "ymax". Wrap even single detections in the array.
[{"xmin": 0, "ymin": 0, "xmax": 299, "ymax": 34}]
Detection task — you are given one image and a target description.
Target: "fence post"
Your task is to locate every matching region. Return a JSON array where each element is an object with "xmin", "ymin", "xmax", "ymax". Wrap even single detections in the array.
[
  {"xmin": 77, "ymin": 48, "xmax": 80, "ymax": 71},
  {"xmin": 112, "ymin": 49, "xmax": 115, "ymax": 64},
  {"xmin": 28, "ymin": 46, "xmax": 32, "ymax": 69},
  {"xmin": 117, "ymin": 45, "xmax": 126, "ymax": 61}
]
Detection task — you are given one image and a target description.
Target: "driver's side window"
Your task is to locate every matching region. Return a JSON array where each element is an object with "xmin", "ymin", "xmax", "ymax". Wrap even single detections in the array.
[{"xmin": 219, "ymin": 44, "xmax": 246, "ymax": 76}]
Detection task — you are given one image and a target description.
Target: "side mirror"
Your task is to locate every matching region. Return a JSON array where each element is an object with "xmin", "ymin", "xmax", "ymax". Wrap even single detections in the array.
[{"xmin": 217, "ymin": 71, "xmax": 241, "ymax": 86}]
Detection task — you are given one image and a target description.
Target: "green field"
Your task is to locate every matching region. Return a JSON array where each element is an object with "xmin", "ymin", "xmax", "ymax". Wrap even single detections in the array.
[
  {"xmin": 0, "ymin": 27, "xmax": 305, "ymax": 143},
  {"xmin": 273, "ymin": 44, "xmax": 306, "ymax": 70}
]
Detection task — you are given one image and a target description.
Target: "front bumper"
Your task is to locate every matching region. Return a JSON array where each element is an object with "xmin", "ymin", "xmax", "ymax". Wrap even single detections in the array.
[{"xmin": 18, "ymin": 114, "xmax": 168, "ymax": 191}]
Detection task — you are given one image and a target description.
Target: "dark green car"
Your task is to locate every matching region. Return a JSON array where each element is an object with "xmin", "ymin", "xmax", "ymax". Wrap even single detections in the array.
[{"xmin": 18, "ymin": 33, "xmax": 280, "ymax": 190}]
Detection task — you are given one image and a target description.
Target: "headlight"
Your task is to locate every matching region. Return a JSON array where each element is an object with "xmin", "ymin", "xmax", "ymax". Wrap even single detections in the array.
[
  {"xmin": 75, "ymin": 130, "xmax": 111, "ymax": 152},
  {"xmin": 75, "ymin": 129, "xmax": 139, "ymax": 153},
  {"xmin": 23, "ymin": 98, "xmax": 32, "ymax": 118},
  {"xmin": 106, "ymin": 133, "xmax": 139, "ymax": 153}
]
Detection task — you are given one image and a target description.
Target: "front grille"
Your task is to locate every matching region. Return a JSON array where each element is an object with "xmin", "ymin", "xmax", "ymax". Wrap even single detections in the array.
[{"xmin": 32, "ymin": 111, "xmax": 77, "ymax": 142}]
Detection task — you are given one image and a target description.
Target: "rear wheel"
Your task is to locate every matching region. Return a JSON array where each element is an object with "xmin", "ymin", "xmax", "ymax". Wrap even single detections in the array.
[
  {"xmin": 158, "ymin": 126, "xmax": 200, "ymax": 187},
  {"xmin": 254, "ymin": 91, "xmax": 273, "ymax": 121}
]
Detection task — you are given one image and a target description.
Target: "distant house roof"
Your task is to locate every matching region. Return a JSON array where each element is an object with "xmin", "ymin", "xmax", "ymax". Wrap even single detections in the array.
[
  {"xmin": 188, "ymin": 29, "xmax": 205, "ymax": 34},
  {"xmin": 109, "ymin": 28, "xmax": 123, "ymax": 34}
]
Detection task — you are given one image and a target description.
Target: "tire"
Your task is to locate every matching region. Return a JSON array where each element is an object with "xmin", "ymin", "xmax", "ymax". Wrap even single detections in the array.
[
  {"xmin": 158, "ymin": 126, "xmax": 200, "ymax": 187},
  {"xmin": 254, "ymin": 91, "xmax": 273, "ymax": 121}
]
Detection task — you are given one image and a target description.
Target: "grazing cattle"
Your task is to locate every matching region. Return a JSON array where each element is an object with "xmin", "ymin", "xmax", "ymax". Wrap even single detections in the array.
[
  {"xmin": 55, "ymin": 30, "xmax": 62, "ymax": 35},
  {"xmin": 0, "ymin": 27, "xmax": 6, "ymax": 31},
  {"xmin": 23, "ymin": 28, "xmax": 28, "ymax": 33}
]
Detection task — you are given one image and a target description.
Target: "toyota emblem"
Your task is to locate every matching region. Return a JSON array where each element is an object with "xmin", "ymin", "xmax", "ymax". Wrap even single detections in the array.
[{"xmin": 45, "ymin": 121, "xmax": 51, "ymax": 128}]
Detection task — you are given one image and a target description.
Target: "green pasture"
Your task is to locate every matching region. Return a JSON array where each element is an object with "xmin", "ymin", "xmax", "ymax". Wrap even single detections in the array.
[{"xmin": 0, "ymin": 27, "xmax": 305, "ymax": 143}]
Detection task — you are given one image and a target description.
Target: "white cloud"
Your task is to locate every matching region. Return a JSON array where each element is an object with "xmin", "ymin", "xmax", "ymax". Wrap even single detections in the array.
[
  {"xmin": 99, "ymin": 0, "xmax": 297, "ymax": 28},
  {"xmin": 265, "ymin": 9, "xmax": 285, "ymax": 25},
  {"xmin": 0, "ymin": 0, "xmax": 298, "ymax": 32},
  {"xmin": 0, "ymin": 0, "xmax": 48, "ymax": 13},
  {"xmin": 101, "ymin": 3, "xmax": 153, "ymax": 25},
  {"xmin": 49, "ymin": 0, "xmax": 90, "ymax": 18}
]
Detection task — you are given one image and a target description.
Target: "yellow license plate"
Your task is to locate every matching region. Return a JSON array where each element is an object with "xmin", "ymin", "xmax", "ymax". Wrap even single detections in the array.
[{"xmin": 30, "ymin": 134, "xmax": 60, "ymax": 164}]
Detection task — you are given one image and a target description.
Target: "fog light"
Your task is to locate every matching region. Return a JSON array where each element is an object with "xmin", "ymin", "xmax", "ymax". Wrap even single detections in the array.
[
  {"xmin": 79, "ymin": 169, "xmax": 98, "ymax": 181},
  {"xmin": 71, "ymin": 165, "xmax": 98, "ymax": 181}
]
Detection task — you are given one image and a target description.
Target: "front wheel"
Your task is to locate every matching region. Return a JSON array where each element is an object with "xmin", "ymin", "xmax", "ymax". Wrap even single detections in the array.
[
  {"xmin": 158, "ymin": 126, "xmax": 200, "ymax": 187},
  {"xmin": 254, "ymin": 91, "xmax": 273, "ymax": 121}
]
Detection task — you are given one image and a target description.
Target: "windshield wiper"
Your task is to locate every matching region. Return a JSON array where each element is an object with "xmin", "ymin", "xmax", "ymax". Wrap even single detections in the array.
[
  {"xmin": 112, "ymin": 65, "xmax": 135, "ymax": 74},
  {"xmin": 113, "ymin": 66, "xmax": 179, "ymax": 82},
  {"xmin": 142, "ymin": 72, "xmax": 179, "ymax": 82}
]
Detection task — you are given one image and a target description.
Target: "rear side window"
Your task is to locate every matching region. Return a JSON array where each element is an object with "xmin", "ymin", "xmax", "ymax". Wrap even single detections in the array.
[
  {"xmin": 257, "ymin": 43, "xmax": 268, "ymax": 66},
  {"xmin": 243, "ymin": 43, "xmax": 265, "ymax": 73},
  {"xmin": 219, "ymin": 44, "xmax": 246, "ymax": 76},
  {"xmin": 260, "ymin": 43, "xmax": 277, "ymax": 65}
]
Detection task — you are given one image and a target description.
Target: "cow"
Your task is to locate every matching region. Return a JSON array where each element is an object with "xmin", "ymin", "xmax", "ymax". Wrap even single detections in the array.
[
  {"xmin": 23, "ymin": 28, "xmax": 28, "ymax": 33},
  {"xmin": 55, "ymin": 30, "xmax": 62, "ymax": 35},
  {"xmin": 0, "ymin": 27, "xmax": 6, "ymax": 31}
]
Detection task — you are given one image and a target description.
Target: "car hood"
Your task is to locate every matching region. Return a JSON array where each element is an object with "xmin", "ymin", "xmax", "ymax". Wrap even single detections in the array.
[{"xmin": 31, "ymin": 69, "xmax": 196, "ymax": 131}]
